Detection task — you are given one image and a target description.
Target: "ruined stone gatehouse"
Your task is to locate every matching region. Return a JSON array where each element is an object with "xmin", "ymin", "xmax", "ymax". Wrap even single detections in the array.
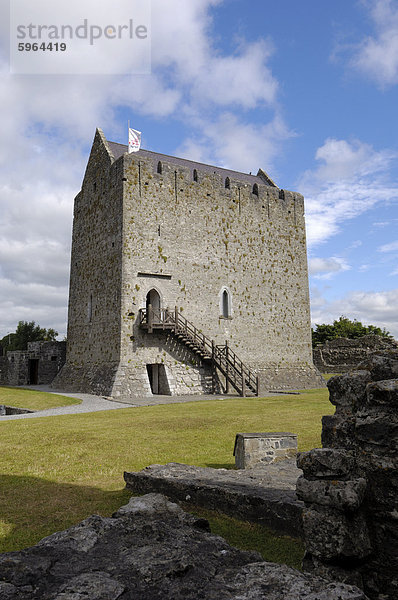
[
  {"xmin": 0, "ymin": 341, "xmax": 66, "ymax": 387},
  {"xmin": 54, "ymin": 128, "xmax": 323, "ymax": 401}
]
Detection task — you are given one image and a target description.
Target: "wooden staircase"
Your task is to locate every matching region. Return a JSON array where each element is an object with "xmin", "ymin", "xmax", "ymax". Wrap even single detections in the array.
[{"xmin": 139, "ymin": 306, "xmax": 258, "ymax": 397}]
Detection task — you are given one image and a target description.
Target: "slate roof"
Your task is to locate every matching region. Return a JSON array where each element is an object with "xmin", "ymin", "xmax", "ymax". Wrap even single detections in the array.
[{"xmin": 107, "ymin": 140, "xmax": 270, "ymax": 186}]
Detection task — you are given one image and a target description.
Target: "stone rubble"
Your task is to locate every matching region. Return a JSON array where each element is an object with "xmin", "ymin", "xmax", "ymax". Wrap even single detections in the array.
[{"xmin": 0, "ymin": 493, "xmax": 369, "ymax": 599}]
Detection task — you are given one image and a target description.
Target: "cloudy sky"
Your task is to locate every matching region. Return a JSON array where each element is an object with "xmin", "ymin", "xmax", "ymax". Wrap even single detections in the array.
[{"xmin": 1, "ymin": 0, "xmax": 398, "ymax": 340}]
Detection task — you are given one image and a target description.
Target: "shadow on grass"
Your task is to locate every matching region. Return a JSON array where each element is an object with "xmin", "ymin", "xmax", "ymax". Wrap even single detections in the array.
[
  {"xmin": 0, "ymin": 474, "xmax": 131, "ymax": 553},
  {"xmin": 0, "ymin": 474, "xmax": 305, "ymax": 570}
]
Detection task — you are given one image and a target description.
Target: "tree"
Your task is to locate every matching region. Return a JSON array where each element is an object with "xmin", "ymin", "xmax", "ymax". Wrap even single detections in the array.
[
  {"xmin": 312, "ymin": 316, "xmax": 392, "ymax": 347},
  {"xmin": 0, "ymin": 321, "xmax": 58, "ymax": 352}
]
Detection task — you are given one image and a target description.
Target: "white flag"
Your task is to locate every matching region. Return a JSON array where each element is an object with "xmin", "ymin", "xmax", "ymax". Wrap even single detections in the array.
[{"xmin": 128, "ymin": 128, "xmax": 141, "ymax": 153}]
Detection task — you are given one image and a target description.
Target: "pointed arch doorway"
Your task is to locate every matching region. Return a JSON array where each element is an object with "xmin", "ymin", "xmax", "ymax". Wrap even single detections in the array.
[{"xmin": 146, "ymin": 288, "xmax": 161, "ymax": 314}]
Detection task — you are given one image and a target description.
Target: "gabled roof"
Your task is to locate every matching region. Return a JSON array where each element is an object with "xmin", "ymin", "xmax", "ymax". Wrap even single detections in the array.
[{"xmin": 107, "ymin": 140, "xmax": 275, "ymax": 187}]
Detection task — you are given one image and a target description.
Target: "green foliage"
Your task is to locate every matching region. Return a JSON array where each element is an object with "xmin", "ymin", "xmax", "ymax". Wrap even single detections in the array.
[
  {"xmin": 312, "ymin": 315, "xmax": 392, "ymax": 347},
  {"xmin": 0, "ymin": 321, "xmax": 58, "ymax": 352}
]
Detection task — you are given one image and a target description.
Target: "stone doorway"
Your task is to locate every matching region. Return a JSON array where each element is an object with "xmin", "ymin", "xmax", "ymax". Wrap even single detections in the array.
[
  {"xmin": 146, "ymin": 364, "xmax": 171, "ymax": 395},
  {"xmin": 28, "ymin": 359, "xmax": 39, "ymax": 385},
  {"xmin": 146, "ymin": 289, "xmax": 161, "ymax": 314}
]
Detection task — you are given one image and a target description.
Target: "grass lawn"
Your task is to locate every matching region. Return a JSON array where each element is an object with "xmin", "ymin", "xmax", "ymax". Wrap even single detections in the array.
[
  {"xmin": 0, "ymin": 386, "xmax": 81, "ymax": 411},
  {"xmin": 0, "ymin": 388, "xmax": 333, "ymax": 568}
]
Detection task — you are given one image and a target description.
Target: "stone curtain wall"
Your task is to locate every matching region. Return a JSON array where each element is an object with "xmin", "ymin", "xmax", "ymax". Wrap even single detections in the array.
[
  {"xmin": 297, "ymin": 350, "xmax": 398, "ymax": 600},
  {"xmin": 0, "ymin": 342, "xmax": 66, "ymax": 387},
  {"xmin": 313, "ymin": 335, "xmax": 398, "ymax": 374}
]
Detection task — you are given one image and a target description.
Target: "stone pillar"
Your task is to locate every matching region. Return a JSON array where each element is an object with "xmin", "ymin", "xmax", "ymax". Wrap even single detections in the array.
[{"xmin": 296, "ymin": 351, "xmax": 398, "ymax": 600}]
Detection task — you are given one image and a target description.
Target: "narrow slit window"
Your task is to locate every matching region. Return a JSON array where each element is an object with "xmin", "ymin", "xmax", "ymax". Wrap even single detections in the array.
[
  {"xmin": 157, "ymin": 161, "xmax": 162, "ymax": 174},
  {"xmin": 220, "ymin": 288, "xmax": 232, "ymax": 318},
  {"xmin": 253, "ymin": 183, "xmax": 259, "ymax": 196},
  {"xmin": 193, "ymin": 169, "xmax": 198, "ymax": 182},
  {"xmin": 225, "ymin": 177, "xmax": 230, "ymax": 189},
  {"xmin": 88, "ymin": 294, "xmax": 93, "ymax": 323}
]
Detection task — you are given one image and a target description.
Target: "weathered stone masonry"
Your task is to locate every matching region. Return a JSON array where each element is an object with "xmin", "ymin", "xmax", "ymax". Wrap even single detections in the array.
[
  {"xmin": 313, "ymin": 335, "xmax": 398, "ymax": 374},
  {"xmin": 54, "ymin": 128, "xmax": 323, "ymax": 401},
  {"xmin": 0, "ymin": 341, "xmax": 66, "ymax": 386},
  {"xmin": 297, "ymin": 350, "xmax": 398, "ymax": 600}
]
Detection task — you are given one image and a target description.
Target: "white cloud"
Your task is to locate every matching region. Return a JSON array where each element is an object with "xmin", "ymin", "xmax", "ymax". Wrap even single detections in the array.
[
  {"xmin": 299, "ymin": 138, "xmax": 398, "ymax": 247},
  {"xmin": 177, "ymin": 112, "xmax": 292, "ymax": 173},
  {"xmin": 309, "ymin": 257, "xmax": 350, "ymax": 280},
  {"xmin": 0, "ymin": 0, "xmax": 284, "ymax": 338},
  {"xmin": 378, "ymin": 240, "xmax": 398, "ymax": 252},
  {"xmin": 349, "ymin": 0, "xmax": 398, "ymax": 87},
  {"xmin": 311, "ymin": 286, "xmax": 398, "ymax": 339}
]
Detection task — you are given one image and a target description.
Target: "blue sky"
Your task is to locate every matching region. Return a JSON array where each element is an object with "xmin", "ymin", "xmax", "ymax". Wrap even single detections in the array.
[{"xmin": 0, "ymin": 0, "xmax": 398, "ymax": 339}]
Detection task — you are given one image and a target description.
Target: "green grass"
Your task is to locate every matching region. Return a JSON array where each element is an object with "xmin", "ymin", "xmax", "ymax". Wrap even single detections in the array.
[
  {"xmin": 322, "ymin": 373, "xmax": 342, "ymax": 382},
  {"xmin": 0, "ymin": 386, "xmax": 81, "ymax": 410},
  {"xmin": 184, "ymin": 505, "xmax": 305, "ymax": 569},
  {"xmin": 0, "ymin": 389, "xmax": 332, "ymax": 565}
]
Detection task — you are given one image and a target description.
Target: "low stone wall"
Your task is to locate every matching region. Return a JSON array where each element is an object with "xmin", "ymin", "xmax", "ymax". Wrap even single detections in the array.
[
  {"xmin": 124, "ymin": 460, "xmax": 304, "ymax": 538},
  {"xmin": 0, "ymin": 493, "xmax": 368, "ymax": 599},
  {"xmin": 0, "ymin": 405, "xmax": 34, "ymax": 415},
  {"xmin": 297, "ymin": 350, "xmax": 398, "ymax": 600},
  {"xmin": 313, "ymin": 335, "xmax": 398, "ymax": 373},
  {"xmin": 233, "ymin": 432, "xmax": 297, "ymax": 468}
]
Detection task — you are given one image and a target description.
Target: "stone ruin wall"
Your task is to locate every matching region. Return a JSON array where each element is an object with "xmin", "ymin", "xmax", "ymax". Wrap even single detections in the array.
[
  {"xmin": 313, "ymin": 335, "xmax": 398, "ymax": 374},
  {"xmin": 297, "ymin": 350, "xmax": 398, "ymax": 600},
  {"xmin": 0, "ymin": 342, "xmax": 66, "ymax": 387}
]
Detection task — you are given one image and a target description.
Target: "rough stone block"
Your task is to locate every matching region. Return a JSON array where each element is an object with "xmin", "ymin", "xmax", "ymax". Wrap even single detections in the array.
[
  {"xmin": 365, "ymin": 379, "xmax": 398, "ymax": 408},
  {"xmin": 321, "ymin": 415, "xmax": 356, "ymax": 449},
  {"xmin": 234, "ymin": 432, "xmax": 297, "ymax": 469},
  {"xmin": 297, "ymin": 448, "xmax": 356, "ymax": 480},
  {"xmin": 355, "ymin": 414, "xmax": 398, "ymax": 449},
  {"xmin": 296, "ymin": 476, "xmax": 366, "ymax": 511},
  {"xmin": 327, "ymin": 371, "xmax": 371, "ymax": 414},
  {"xmin": 358, "ymin": 351, "xmax": 398, "ymax": 382},
  {"xmin": 0, "ymin": 493, "xmax": 369, "ymax": 600},
  {"xmin": 302, "ymin": 506, "xmax": 372, "ymax": 561}
]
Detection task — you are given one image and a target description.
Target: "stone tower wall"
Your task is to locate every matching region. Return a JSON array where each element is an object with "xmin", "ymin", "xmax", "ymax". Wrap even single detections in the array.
[
  {"xmin": 54, "ymin": 130, "xmax": 124, "ymax": 395},
  {"xmin": 55, "ymin": 129, "xmax": 323, "ymax": 400},
  {"xmin": 114, "ymin": 150, "xmax": 322, "ymax": 397}
]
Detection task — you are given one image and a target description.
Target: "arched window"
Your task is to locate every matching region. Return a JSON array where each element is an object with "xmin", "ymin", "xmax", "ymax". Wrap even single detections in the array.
[
  {"xmin": 219, "ymin": 287, "xmax": 232, "ymax": 319},
  {"xmin": 157, "ymin": 161, "xmax": 162, "ymax": 174},
  {"xmin": 225, "ymin": 177, "xmax": 230, "ymax": 189},
  {"xmin": 252, "ymin": 183, "xmax": 259, "ymax": 196},
  {"xmin": 193, "ymin": 169, "xmax": 198, "ymax": 182}
]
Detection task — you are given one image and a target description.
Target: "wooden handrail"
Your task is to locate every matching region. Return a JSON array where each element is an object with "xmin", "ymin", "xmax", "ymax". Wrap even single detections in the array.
[{"xmin": 138, "ymin": 307, "xmax": 258, "ymax": 396}]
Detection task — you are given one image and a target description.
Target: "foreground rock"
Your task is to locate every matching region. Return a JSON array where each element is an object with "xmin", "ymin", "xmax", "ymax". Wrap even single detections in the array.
[
  {"xmin": 0, "ymin": 493, "xmax": 368, "ymax": 599},
  {"xmin": 297, "ymin": 351, "xmax": 398, "ymax": 600},
  {"xmin": 124, "ymin": 459, "xmax": 303, "ymax": 537}
]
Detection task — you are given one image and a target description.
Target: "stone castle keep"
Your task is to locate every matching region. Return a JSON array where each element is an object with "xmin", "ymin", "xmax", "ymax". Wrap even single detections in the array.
[{"xmin": 54, "ymin": 128, "xmax": 323, "ymax": 401}]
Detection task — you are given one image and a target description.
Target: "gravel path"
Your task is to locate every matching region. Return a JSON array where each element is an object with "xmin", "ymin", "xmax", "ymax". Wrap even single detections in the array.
[{"xmin": 0, "ymin": 386, "xmax": 249, "ymax": 421}]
